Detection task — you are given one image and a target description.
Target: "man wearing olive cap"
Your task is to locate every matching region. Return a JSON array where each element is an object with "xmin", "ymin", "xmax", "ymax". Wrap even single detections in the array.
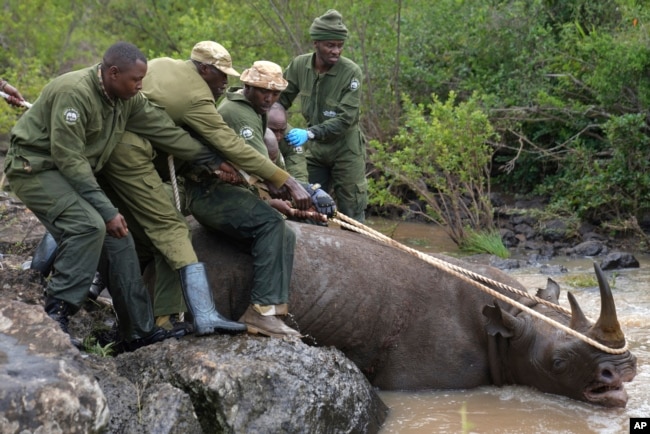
[
  {"xmin": 94, "ymin": 42, "xmax": 312, "ymax": 338},
  {"xmin": 280, "ymin": 9, "xmax": 368, "ymax": 222}
]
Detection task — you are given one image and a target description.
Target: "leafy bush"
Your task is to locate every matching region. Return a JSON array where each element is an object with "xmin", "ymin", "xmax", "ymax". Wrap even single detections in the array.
[
  {"xmin": 538, "ymin": 113, "xmax": 650, "ymax": 222},
  {"xmin": 370, "ymin": 91, "xmax": 498, "ymax": 245}
]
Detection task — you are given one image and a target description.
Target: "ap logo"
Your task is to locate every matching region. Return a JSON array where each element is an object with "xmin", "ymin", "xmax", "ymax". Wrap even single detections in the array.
[{"xmin": 631, "ymin": 418, "xmax": 650, "ymax": 432}]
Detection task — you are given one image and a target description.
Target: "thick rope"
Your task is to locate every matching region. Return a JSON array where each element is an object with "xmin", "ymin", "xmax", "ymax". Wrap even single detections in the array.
[
  {"xmin": 167, "ymin": 155, "xmax": 184, "ymax": 323},
  {"xmin": 331, "ymin": 213, "xmax": 628, "ymax": 355},
  {"xmin": 167, "ymin": 155, "xmax": 182, "ymax": 212},
  {"xmin": 339, "ymin": 214, "xmax": 572, "ymax": 315}
]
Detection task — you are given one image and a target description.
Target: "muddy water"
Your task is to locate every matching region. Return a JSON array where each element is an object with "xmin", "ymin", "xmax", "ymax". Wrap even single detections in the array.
[{"xmin": 365, "ymin": 218, "xmax": 650, "ymax": 434}]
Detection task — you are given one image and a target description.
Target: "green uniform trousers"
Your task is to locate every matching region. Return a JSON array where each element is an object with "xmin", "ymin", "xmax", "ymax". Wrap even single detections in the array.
[
  {"xmin": 185, "ymin": 179, "xmax": 295, "ymax": 306},
  {"xmin": 97, "ymin": 131, "xmax": 195, "ymax": 316},
  {"xmin": 306, "ymin": 130, "xmax": 368, "ymax": 222},
  {"xmin": 6, "ymin": 165, "xmax": 155, "ymax": 341}
]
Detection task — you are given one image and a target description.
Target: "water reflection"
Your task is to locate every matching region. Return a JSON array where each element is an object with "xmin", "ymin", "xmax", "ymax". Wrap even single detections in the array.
[{"xmin": 366, "ymin": 219, "xmax": 649, "ymax": 434}]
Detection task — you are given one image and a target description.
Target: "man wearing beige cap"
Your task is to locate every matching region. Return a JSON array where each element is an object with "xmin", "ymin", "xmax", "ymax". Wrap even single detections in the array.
[
  {"xmin": 280, "ymin": 9, "xmax": 368, "ymax": 223},
  {"xmin": 94, "ymin": 42, "xmax": 312, "ymax": 338},
  {"xmin": 195, "ymin": 59, "xmax": 332, "ymax": 337},
  {"xmin": 218, "ymin": 61, "xmax": 336, "ymax": 219}
]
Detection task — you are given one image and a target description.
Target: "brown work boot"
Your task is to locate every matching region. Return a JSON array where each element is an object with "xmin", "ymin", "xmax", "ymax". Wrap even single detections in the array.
[
  {"xmin": 155, "ymin": 313, "xmax": 193, "ymax": 335},
  {"xmin": 238, "ymin": 305, "xmax": 303, "ymax": 338}
]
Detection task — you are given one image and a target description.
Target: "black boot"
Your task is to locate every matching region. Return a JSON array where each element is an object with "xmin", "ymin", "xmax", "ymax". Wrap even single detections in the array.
[
  {"xmin": 31, "ymin": 232, "xmax": 58, "ymax": 277},
  {"xmin": 45, "ymin": 296, "xmax": 82, "ymax": 348},
  {"xmin": 179, "ymin": 263, "xmax": 247, "ymax": 336},
  {"xmin": 121, "ymin": 326, "xmax": 180, "ymax": 353}
]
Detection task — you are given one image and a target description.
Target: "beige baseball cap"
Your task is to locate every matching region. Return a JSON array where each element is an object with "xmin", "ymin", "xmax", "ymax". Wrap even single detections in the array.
[
  {"xmin": 240, "ymin": 61, "xmax": 288, "ymax": 91},
  {"xmin": 190, "ymin": 41, "xmax": 240, "ymax": 76}
]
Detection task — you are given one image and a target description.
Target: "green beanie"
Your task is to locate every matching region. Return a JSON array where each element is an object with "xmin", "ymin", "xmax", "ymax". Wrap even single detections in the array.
[{"xmin": 309, "ymin": 9, "xmax": 348, "ymax": 41}]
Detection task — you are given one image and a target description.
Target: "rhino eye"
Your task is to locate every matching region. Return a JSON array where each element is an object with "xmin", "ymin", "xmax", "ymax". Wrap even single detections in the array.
[{"xmin": 553, "ymin": 358, "xmax": 567, "ymax": 372}]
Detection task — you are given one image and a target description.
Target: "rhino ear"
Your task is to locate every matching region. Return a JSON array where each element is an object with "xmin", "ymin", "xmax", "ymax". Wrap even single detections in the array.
[
  {"xmin": 535, "ymin": 278, "xmax": 560, "ymax": 305},
  {"xmin": 483, "ymin": 302, "xmax": 522, "ymax": 338}
]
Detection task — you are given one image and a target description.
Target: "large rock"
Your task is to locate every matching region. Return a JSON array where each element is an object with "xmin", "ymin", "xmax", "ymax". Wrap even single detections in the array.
[
  {"xmin": 0, "ymin": 276, "xmax": 387, "ymax": 433},
  {"xmin": 600, "ymin": 252, "xmax": 640, "ymax": 270},
  {"xmin": 0, "ymin": 299, "xmax": 109, "ymax": 433},
  {"xmin": 107, "ymin": 336, "xmax": 387, "ymax": 433}
]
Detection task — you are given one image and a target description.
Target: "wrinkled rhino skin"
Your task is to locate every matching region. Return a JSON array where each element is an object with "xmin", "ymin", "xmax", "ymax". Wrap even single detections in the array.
[{"xmin": 191, "ymin": 220, "xmax": 637, "ymax": 408}]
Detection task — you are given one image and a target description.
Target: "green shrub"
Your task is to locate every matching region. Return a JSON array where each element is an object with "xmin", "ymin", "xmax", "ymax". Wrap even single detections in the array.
[
  {"xmin": 538, "ymin": 113, "xmax": 650, "ymax": 222},
  {"xmin": 370, "ymin": 91, "xmax": 498, "ymax": 245}
]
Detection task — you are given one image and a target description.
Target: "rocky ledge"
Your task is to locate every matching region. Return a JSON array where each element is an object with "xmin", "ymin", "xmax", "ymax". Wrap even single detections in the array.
[
  {"xmin": 0, "ymin": 193, "xmax": 387, "ymax": 433},
  {"xmin": 0, "ymin": 267, "xmax": 387, "ymax": 433},
  {"xmin": 490, "ymin": 194, "xmax": 642, "ymax": 272}
]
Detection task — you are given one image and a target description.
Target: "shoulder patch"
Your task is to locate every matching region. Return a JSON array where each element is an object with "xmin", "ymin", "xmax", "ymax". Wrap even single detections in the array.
[
  {"xmin": 350, "ymin": 78, "xmax": 360, "ymax": 91},
  {"xmin": 240, "ymin": 126, "xmax": 255, "ymax": 140},
  {"xmin": 63, "ymin": 108, "xmax": 80, "ymax": 124}
]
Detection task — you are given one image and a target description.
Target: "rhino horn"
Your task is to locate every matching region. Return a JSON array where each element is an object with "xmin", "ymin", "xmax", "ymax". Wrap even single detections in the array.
[
  {"xmin": 587, "ymin": 262, "xmax": 626, "ymax": 348},
  {"xmin": 567, "ymin": 291, "xmax": 590, "ymax": 332}
]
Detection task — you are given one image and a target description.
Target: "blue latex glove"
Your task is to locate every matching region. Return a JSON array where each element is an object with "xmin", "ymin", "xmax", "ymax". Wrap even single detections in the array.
[
  {"xmin": 308, "ymin": 184, "xmax": 337, "ymax": 217},
  {"xmin": 285, "ymin": 128, "xmax": 309, "ymax": 147}
]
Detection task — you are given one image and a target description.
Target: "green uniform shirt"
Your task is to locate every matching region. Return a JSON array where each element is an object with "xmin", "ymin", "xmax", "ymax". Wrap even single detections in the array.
[
  {"xmin": 217, "ymin": 87, "xmax": 268, "ymax": 157},
  {"xmin": 142, "ymin": 58, "xmax": 290, "ymax": 188},
  {"xmin": 6, "ymin": 64, "xmax": 198, "ymax": 222},
  {"xmin": 279, "ymin": 52, "xmax": 368, "ymax": 222},
  {"xmin": 279, "ymin": 53, "xmax": 362, "ymax": 144},
  {"xmin": 277, "ymin": 121, "xmax": 308, "ymax": 183}
]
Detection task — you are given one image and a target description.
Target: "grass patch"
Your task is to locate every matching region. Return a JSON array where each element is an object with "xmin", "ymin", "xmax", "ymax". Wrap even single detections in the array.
[
  {"xmin": 563, "ymin": 272, "xmax": 617, "ymax": 289},
  {"xmin": 459, "ymin": 229, "xmax": 510, "ymax": 258},
  {"xmin": 563, "ymin": 274, "xmax": 597, "ymax": 288},
  {"xmin": 83, "ymin": 336, "xmax": 115, "ymax": 357}
]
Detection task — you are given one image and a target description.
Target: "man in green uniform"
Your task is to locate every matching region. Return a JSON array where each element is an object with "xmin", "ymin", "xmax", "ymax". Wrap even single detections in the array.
[
  {"xmin": 264, "ymin": 127, "xmax": 284, "ymax": 168},
  {"xmin": 217, "ymin": 61, "xmax": 336, "ymax": 218},
  {"xmin": 102, "ymin": 43, "xmax": 313, "ymax": 338},
  {"xmin": 3, "ymin": 42, "xmax": 195, "ymax": 351},
  {"xmin": 217, "ymin": 61, "xmax": 287, "ymax": 162},
  {"xmin": 174, "ymin": 56, "xmax": 306, "ymax": 338},
  {"xmin": 97, "ymin": 130, "xmax": 247, "ymax": 336},
  {"xmin": 279, "ymin": 9, "xmax": 368, "ymax": 222},
  {"xmin": 267, "ymin": 102, "xmax": 308, "ymax": 183}
]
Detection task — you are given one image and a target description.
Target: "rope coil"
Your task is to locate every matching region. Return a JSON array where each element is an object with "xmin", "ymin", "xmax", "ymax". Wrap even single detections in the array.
[{"xmin": 331, "ymin": 213, "xmax": 628, "ymax": 355}]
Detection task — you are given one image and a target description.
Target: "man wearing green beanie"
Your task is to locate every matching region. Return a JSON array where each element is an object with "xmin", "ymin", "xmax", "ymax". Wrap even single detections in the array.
[{"xmin": 279, "ymin": 9, "xmax": 368, "ymax": 222}]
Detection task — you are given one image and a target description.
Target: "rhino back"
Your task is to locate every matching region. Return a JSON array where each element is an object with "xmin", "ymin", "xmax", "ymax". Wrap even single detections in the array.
[{"xmin": 191, "ymin": 220, "xmax": 528, "ymax": 390}]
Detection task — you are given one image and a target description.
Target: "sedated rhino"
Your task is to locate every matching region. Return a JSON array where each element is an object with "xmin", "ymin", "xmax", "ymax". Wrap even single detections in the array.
[{"xmin": 190, "ymin": 219, "xmax": 637, "ymax": 408}]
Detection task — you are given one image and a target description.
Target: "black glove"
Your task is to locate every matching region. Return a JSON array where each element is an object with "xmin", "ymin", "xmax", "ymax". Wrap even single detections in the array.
[{"xmin": 308, "ymin": 183, "xmax": 336, "ymax": 217}]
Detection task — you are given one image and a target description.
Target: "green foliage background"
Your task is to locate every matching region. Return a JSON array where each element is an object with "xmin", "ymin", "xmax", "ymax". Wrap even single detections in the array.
[{"xmin": 3, "ymin": 0, "xmax": 650, "ymax": 229}]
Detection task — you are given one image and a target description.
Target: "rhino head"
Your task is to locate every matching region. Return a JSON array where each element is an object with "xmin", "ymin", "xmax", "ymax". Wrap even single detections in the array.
[{"xmin": 483, "ymin": 263, "xmax": 637, "ymax": 408}]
